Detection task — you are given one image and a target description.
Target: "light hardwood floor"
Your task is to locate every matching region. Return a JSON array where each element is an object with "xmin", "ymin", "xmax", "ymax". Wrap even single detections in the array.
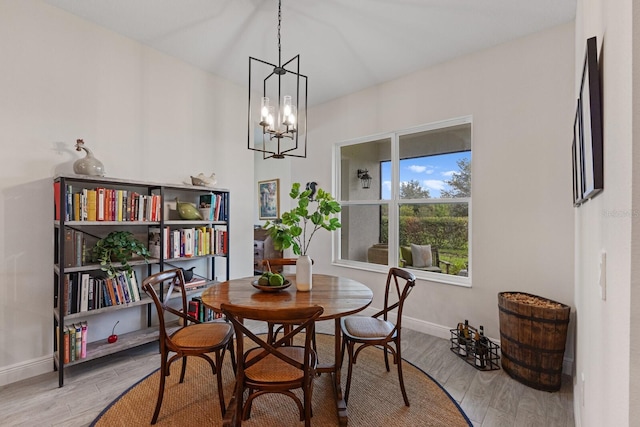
[{"xmin": 0, "ymin": 323, "xmax": 574, "ymax": 426}]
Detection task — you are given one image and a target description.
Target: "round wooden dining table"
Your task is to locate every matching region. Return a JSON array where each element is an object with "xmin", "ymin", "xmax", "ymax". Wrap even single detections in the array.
[{"xmin": 201, "ymin": 273, "xmax": 373, "ymax": 426}]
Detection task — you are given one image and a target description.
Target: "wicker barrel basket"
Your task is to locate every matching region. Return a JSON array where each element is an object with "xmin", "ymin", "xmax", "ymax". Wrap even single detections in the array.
[{"xmin": 498, "ymin": 292, "xmax": 570, "ymax": 392}]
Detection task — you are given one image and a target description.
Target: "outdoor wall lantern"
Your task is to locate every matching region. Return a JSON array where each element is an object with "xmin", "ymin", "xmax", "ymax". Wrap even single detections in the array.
[{"xmin": 357, "ymin": 169, "xmax": 372, "ymax": 189}]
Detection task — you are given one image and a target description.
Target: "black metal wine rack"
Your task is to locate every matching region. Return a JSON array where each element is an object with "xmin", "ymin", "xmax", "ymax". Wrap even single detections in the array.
[{"xmin": 450, "ymin": 323, "xmax": 501, "ymax": 371}]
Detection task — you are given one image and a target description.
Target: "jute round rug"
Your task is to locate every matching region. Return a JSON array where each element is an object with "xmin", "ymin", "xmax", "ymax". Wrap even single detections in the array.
[{"xmin": 91, "ymin": 334, "xmax": 471, "ymax": 426}]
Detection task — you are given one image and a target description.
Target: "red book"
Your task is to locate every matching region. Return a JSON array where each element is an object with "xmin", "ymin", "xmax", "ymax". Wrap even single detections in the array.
[
  {"xmin": 54, "ymin": 181, "xmax": 61, "ymax": 220},
  {"xmin": 187, "ymin": 300, "xmax": 199, "ymax": 322}
]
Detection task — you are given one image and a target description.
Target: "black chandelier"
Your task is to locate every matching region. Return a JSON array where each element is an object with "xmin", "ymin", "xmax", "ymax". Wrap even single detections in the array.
[{"xmin": 248, "ymin": 0, "xmax": 308, "ymax": 159}]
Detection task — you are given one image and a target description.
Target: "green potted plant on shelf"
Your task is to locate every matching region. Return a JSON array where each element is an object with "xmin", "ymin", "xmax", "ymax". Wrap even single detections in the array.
[
  {"xmin": 91, "ymin": 231, "xmax": 151, "ymax": 278},
  {"xmin": 263, "ymin": 182, "xmax": 341, "ymax": 291}
]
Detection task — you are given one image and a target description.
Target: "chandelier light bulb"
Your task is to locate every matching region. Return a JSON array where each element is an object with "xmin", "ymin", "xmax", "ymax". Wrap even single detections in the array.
[
  {"xmin": 283, "ymin": 95, "xmax": 292, "ymax": 117},
  {"xmin": 266, "ymin": 105, "xmax": 275, "ymax": 131},
  {"xmin": 260, "ymin": 97, "xmax": 270, "ymax": 125}
]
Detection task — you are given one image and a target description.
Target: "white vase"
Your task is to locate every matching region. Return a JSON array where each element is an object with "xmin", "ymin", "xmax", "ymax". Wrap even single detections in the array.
[{"xmin": 296, "ymin": 255, "xmax": 312, "ymax": 291}]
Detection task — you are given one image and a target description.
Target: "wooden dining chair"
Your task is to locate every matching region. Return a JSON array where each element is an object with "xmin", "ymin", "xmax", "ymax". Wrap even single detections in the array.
[
  {"xmin": 221, "ymin": 303, "xmax": 324, "ymax": 427},
  {"xmin": 142, "ymin": 269, "xmax": 235, "ymax": 424},
  {"xmin": 340, "ymin": 267, "xmax": 416, "ymax": 406}
]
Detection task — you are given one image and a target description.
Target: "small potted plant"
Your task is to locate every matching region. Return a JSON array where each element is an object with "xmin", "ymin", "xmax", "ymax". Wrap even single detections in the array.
[
  {"xmin": 263, "ymin": 182, "xmax": 341, "ymax": 291},
  {"xmin": 91, "ymin": 231, "xmax": 150, "ymax": 278}
]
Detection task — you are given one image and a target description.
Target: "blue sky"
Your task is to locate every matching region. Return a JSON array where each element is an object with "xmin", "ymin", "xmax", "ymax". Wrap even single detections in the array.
[{"xmin": 381, "ymin": 151, "xmax": 471, "ymax": 199}]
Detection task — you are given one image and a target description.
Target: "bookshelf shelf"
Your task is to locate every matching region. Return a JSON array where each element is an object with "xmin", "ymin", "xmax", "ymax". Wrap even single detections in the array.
[{"xmin": 53, "ymin": 175, "xmax": 230, "ymax": 387}]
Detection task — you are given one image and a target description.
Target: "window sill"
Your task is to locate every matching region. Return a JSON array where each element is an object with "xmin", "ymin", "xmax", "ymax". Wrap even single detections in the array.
[{"xmin": 332, "ymin": 260, "xmax": 471, "ymax": 288}]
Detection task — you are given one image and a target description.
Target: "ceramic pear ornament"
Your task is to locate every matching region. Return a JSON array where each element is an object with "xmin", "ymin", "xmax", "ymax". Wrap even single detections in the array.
[{"xmin": 175, "ymin": 198, "xmax": 203, "ymax": 220}]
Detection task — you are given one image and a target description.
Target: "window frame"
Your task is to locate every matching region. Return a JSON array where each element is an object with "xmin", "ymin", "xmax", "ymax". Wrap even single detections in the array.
[{"xmin": 332, "ymin": 116, "xmax": 472, "ymax": 287}]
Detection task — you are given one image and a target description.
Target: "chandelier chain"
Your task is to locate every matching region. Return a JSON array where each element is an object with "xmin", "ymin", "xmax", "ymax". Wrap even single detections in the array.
[{"xmin": 277, "ymin": 0, "xmax": 282, "ymax": 66}]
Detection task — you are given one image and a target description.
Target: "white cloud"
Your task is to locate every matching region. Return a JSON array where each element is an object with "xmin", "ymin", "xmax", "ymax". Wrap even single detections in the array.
[
  {"xmin": 442, "ymin": 170, "xmax": 457, "ymax": 177},
  {"xmin": 423, "ymin": 179, "xmax": 446, "ymax": 191},
  {"xmin": 408, "ymin": 165, "xmax": 427, "ymax": 173},
  {"xmin": 383, "ymin": 180, "xmax": 391, "ymax": 191}
]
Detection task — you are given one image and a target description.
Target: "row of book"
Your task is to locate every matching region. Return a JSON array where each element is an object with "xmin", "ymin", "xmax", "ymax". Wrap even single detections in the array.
[
  {"xmin": 60, "ymin": 322, "xmax": 88, "ymax": 364},
  {"xmin": 150, "ymin": 227, "xmax": 228, "ymax": 259},
  {"xmin": 59, "ymin": 271, "xmax": 142, "ymax": 315},
  {"xmin": 188, "ymin": 296, "xmax": 222, "ymax": 323},
  {"xmin": 55, "ymin": 182, "xmax": 162, "ymax": 222},
  {"xmin": 54, "ymin": 183, "xmax": 230, "ymax": 223},
  {"xmin": 198, "ymin": 193, "xmax": 228, "ymax": 222}
]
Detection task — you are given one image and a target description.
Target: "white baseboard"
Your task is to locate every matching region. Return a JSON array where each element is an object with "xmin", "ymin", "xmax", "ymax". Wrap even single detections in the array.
[
  {"xmin": 0, "ymin": 355, "xmax": 53, "ymax": 387},
  {"xmin": 361, "ymin": 306, "xmax": 574, "ymax": 376}
]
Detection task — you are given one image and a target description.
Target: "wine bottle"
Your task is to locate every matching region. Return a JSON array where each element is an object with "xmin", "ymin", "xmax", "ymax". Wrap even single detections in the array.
[
  {"xmin": 462, "ymin": 320, "xmax": 471, "ymax": 357},
  {"xmin": 476, "ymin": 325, "xmax": 487, "ymax": 368},
  {"xmin": 457, "ymin": 322, "xmax": 467, "ymax": 356}
]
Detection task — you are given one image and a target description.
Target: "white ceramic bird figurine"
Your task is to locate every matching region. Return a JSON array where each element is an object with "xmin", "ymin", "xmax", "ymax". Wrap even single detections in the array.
[{"xmin": 191, "ymin": 173, "xmax": 217, "ymax": 187}]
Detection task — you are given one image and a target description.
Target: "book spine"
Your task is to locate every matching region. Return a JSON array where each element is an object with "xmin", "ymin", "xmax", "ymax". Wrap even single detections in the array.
[
  {"xmin": 117, "ymin": 190, "xmax": 123, "ymax": 222},
  {"xmin": 110, "ymin": 189, "xmax": 116, "ymax": 221},
  {"xmin": 73, "ymin": 193, "xmax": 80, "ymax": 221},
  {"xmin": 86, "ymin": 189, "xmax": 97, "ymax": 221},
  {"xmin": 63, "ymin": 326, "xmax": 70, "ymax": 364},
  {"xmin": 69, "ymin": 324, "xmax": 76, "ymax": 362},
  {"xmin": 96, "ymin": 188, "xmax": 105, "ymax": 221},
  {"xmin": 75, "ymin": 231, "xmax": 83, "ymax": 267},
  {"xmin": 66, "ymin": 184, "xmax": 72, "ymax": 222},
  {"xmin": 129, "ymin": 271, "xmax": 141, "ymax": 302},
  {"xmin": 80, "ymin": 273, "xmax": 90, "ymax": 312},
  {"xmin": 63, "ymin": 229, "xmax": 75, "ymax": 267},
  {"xmin": 81, "ymin": 322, "xmax": 87, "ymax": 359},
  {"xmin": 74, "ymin": 323, "xmax": 82, "ymax": 361},
  {"xmin": 118, "ymin": 273, "xmax": 131, "ymax": 303}
]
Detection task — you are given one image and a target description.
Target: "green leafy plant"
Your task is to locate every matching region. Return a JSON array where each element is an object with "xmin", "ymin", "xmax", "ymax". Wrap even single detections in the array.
[
  {"xmin": 264, "ymin": 182, "xmax": 341, "ymax": 255},
  {"xmin": 91, "ymin": 231, "xmax": 150, "ymax": 277}
]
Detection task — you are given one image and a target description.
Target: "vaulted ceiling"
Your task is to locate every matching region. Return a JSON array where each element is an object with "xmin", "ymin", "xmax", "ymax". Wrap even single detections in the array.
[{"xmin": 43, "ymin": 0, "xmax": 576, "ymax": 106}]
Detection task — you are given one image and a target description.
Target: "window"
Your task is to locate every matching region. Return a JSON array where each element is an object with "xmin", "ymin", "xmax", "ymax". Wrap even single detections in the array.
[{"xmin": 335, "ymin": 117, "xmax": 471, "ymax": 285}]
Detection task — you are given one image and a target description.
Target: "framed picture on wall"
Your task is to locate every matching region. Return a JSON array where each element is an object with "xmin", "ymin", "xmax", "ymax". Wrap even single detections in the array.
[
  {"xmin": 572, "ymin": 99, "xmax": 585, "ymax": 206},
  {"xmin": 258, "ymin": 178, "xmax": 280, "ymax": 220},
  {"xmin": 578, "ymin": 36, "xmax": 604, "ymax": 201}
]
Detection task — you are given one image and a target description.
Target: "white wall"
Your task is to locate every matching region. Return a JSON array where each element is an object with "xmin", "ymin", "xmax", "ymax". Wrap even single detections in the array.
[
  {"xmin": 632, "ymin": 2, "xmax": 640, "ymax": 423},
  {"xmin": 574, "ymin": 1, "xmax": 635, "ymax": 426},
  {"xmin": 287, "ymin": 23, "xmax": 576, "ymax": 365},
  {"xmin": 0, "ymin": 0, "xmax": 254, "ymax": 385}
]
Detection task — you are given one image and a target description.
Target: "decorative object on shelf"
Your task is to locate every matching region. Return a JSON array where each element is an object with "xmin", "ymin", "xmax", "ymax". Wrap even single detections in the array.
[
  {"xmin": 73, "ymin": 139, "xmax": 105, "ymax": 177},
  {"xmin": 449, "ymin": 321, "xmax": 500, "ymax": 371},
  {"xmin": 108, "ymin": 321, "xmax": 119, "ymax": 344},
  {"xmin": 258, "ymin": 178, "xmax": 280, "ymax": 220},
  {"xmin": 190, "ymin": 173, "xmax": 217, "ymax": 187},
  {"xmin": 263, "ymin": 182, "xmax": 341, "ymax": 291},
  {"xmin": 180, "ymin": 266, "xmax": 195, "ymax": 282},
  {"xmin": 247, "ymin": 0, "xmax": 308, "ymax": 160},
  {"xmin": 175, "ymin": 198, "xmax": 204, "ymax": 220},
  {"xmin": 91, "ymin": 231, "xmax": 151, "ymax": 278},
  {"xmin": 357, "ymin": 169, "xmax": 372, "ymax": 189}
]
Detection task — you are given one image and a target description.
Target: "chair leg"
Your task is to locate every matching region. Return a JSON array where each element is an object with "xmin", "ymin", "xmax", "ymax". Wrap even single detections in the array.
[
  {"xmin": 179, "ymin": 355, "xmax": 187, "ymax": 383},
  {"xmin": 151, "ymin": 354, "xmax": 168, "ymax": 424},
  {"xmin": 344, "ymin": 341, "xmax": 355, "ymax": 405},
  {"xmin": 384, "ymin": 346, "xmax": 390, "ymax": 372},
  {"xmin": 227, "ymin": 339, "xmax": 237, "ymax": 374},
  {"xmin": 215, "ymin": 350, "xmax": 226, "ymax": 416},
  {"xmin": 396, "ymin": 343, "xmax": 410, "ymax": 406}
]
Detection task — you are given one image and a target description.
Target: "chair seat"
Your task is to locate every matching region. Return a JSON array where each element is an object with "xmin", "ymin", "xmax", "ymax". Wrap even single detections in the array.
[
  {"xmin": 342, "ymin": 316, "xmax": 395, "ymax": 340},
  {"xmin": 245, "ymin": 346, "xmax": 309, "ymax": 383},
  {"xmin": 171, "ymin": 323, "xmax": 233, "ymax": 349}
]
